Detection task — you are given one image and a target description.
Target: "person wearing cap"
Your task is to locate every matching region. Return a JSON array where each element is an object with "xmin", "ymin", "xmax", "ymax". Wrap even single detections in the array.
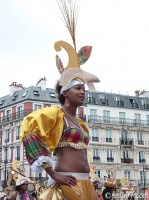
[
  {"xmin": 11, "ymin": 178, "xmax": 34, "ymax": 200},
  {"xmin": 19, "ymin": 1, "xmax": 100, "ymax": 199}
]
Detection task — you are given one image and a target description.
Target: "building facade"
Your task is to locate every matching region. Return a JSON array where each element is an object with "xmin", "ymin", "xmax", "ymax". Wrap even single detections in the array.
[{"xmin": 0, "ymin": 78, "xmax": 149, "ymax": 189}]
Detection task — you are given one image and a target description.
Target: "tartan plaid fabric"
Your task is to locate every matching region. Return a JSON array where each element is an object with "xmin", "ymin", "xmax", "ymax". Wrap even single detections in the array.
[{"xmin": 22, "ymin": 134, "xmax": 50, "ymax": 165}]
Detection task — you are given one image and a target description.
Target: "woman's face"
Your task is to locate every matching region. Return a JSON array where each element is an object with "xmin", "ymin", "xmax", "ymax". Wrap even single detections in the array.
[{"xmin": 66, "ymin": 84, "xmax": 85, "ymax": 106}]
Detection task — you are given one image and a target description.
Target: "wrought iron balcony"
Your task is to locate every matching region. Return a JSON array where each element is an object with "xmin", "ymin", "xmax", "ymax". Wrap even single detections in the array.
[
  {"xmin": 92, "ymin": 136, "xmax": 99, "ymax": 142},
  {"xmin": 138, "ymin": 140, "xmax": 144, "ymax": 145},
  {"xmin": 93, "ymin": 156, "xmax": 100, "ymax": 162},
  {"xmin": 106, "ymin": 138, "xmax": 112, "ymax": 142},
  {"xmin": 88, "ymin": 115, "xmax": 149, "ymax": 128},
  {"xmin": 139, "ymin": 158, "xmax": 146, "ymax": 163},
  {"xmin": 120, "ymin": 138, "xmax": 134, "ymax": 146},
  {"xmin": 107, "ymin": 157, "xmax": 114, "ymax": 162},
  {"xmin": 0, "ymin": 109, "xmax": 33, "ymax": 125},
  {"xmin": 121, "ymin": 158, "xmax": 134, "ymax": 164}
]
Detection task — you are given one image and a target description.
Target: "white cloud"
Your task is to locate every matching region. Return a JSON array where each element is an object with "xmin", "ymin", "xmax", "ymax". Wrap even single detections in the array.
[{"xmin": 1, "ymin": 0, "xmax": 149, "ymax": 97}]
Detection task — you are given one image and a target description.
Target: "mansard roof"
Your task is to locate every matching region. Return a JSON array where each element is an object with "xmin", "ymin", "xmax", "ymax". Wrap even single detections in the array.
[{"xmin": 0, "ymin": 86, "xmax": 149, "ymax": 111}]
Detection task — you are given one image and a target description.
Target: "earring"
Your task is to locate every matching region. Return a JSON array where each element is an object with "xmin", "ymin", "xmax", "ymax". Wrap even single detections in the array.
[{"xmin": 64, "ymin": 98, "xmax": 70, "ymax": 107}]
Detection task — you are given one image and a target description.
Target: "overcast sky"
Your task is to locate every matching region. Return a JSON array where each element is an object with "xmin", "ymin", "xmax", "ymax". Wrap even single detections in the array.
[{"xmin": 0, "ymin": 0, "xmax": 149, "ymax": 97}]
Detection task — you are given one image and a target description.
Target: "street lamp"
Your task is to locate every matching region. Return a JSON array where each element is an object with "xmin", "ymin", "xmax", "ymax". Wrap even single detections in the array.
[
  {"xmin": 0, "ymin": 142, "xmax": 14, "ymax": 188},
  {"xmin": 143, "ymin": 165, "xmax": 149, "ymax": 194}
]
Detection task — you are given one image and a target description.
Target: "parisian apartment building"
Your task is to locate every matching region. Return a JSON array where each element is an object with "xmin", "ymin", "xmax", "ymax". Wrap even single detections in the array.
[{"xmin": 0, "ymin": 77, "xmax": 149, "ymax": 189}]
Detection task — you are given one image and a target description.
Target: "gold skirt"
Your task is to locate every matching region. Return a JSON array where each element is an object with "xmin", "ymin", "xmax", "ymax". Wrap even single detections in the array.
[{"xmin": 39, "ymin": 180, "xmax": 96, "ymax": 200}]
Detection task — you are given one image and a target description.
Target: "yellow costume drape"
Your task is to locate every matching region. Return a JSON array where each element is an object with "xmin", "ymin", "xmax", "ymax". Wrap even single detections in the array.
[
  {"xmin": 39, "ymin": 180, "xmax": 96, "ymax": 200},
  {"xmin": 20, "ymin": 106, "xmax": 89, "ymax": 151}
]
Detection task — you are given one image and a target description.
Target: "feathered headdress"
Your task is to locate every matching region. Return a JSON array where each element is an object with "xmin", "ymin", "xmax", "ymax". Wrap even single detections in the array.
[{"xmin": 55, "ymin": 0, "xmax": 100, "ymax": 91}]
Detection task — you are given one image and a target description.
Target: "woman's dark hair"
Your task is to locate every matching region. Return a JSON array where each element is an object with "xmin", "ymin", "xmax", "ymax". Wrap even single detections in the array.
[{"xmin": 55, "ymin": 81, "xmax": 65, "ymax": 105}]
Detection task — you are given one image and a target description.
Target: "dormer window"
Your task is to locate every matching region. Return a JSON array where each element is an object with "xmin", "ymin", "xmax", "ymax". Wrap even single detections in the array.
[
  {"xmin": 50, "ymin": 93, "xmax": 55, "ymax": 98},
  {"xmin": 33, "ymin": 90, "xmax": 39, "ymax": 96},
  {"xmin": 87, "ymin": 93, "xmax": 96, "ymax": 104},
  {"xmin": 115, "ymin": 96, "xmax": 124, "ymax": 107},
  {"xmin": 22, "ymin": 91, "xmax": 28, "ymax": 97},
  {"xmin": 129, "ymin": 98, "xmax": 139, "ymax": 108},
  {"xmin": 141, "ymin": 99, "xmax": 149, "ymax": 109},
  {"xmin": 0, "ymin": 100, "xmax": 5, "ymax": 105},
  {"xmin": 12, "ymin": 95, "xmax": 18, "ymax": 101},
  {"xmin": 98, "ymin": 94, "xmax": 108, "ymax": 105}
]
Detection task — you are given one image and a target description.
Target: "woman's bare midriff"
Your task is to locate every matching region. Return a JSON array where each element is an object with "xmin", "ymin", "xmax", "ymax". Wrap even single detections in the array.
[{"xmin": 54, "ymin": 146, "xmax": 90, "ymax": 173}]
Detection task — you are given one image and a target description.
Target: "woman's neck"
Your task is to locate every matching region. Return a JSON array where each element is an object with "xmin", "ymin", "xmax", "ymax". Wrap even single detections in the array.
[{"xmin": 61, "ymin": 105, "xmax": 77, "ymax": 116}]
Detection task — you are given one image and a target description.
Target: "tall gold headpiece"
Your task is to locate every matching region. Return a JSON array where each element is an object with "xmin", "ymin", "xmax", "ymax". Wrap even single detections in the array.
[{"xmin": 55, "ymin": 0, "xmax": 100, "ymax": 89}]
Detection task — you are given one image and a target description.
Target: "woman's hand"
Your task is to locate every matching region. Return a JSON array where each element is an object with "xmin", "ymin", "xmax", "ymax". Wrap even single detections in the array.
[{"xmin": 51, "ymin": 172, "xmax": 77, "ymax": 187}]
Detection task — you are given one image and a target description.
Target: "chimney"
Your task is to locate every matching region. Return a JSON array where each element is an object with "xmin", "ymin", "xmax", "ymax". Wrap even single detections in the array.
[
  {"xmin": 10, "ymin": 82, "xmax": 24, "ymax": 96},
  {"xmin": 134, "ymin": 90, "xmax": 140, "ymax": 96},
  {"xmin": 36, "ymin": 77, "xmax": 47, "ymax": 90}
]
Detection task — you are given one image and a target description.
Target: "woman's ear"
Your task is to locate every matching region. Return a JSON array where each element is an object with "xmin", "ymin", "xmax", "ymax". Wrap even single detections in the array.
[{"xmin": 62, "ymin": 91, "xmax": 67, "ymax": 97}]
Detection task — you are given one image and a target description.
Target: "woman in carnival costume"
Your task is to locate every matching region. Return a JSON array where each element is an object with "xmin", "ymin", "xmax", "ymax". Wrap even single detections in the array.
[{"xmin": 20, "ymin": 0, "xmax": 100, "ymax": 199}]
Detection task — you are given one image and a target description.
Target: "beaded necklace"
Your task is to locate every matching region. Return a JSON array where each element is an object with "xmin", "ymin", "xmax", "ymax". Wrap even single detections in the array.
[{"xmin": 62, "ymin": 109, "xmax": 81, "ymax": 128}]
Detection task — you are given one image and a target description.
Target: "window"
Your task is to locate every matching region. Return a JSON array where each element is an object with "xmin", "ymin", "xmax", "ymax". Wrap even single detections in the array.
[
  {"xmin": 103, "ymin": 110, "xmax": 110, "ymax": 123},
  {"xmin": 141, "ymin": 99, "xmax": 149, "ymax": 109},
  {"xmin": 92, "ymin": 129, "xmax": 99, "ymax": 142},
  {"xmin": 98, "ymin": 94, "xmax": 108, "ymax": 105},
  {"xmin": 107, "ymin": 149, "xmax": 113, "ymax": 162},
  {"xmin": 95, "ymin": 170, "xmax": 100, "ymax": 178},
  {"xmin": 105, "ymin": 129, "xmax": 112, "ymax": 142},
  {"xmin": 15, "ymin": 146, "xmax": 20, "ymax": 160},
  {"xmin": 119, "ymin": 112, "xmax": 126, "ymax": 124},
  {"xmin": 12, "ymin": 95, "xmax": 18, "ymax": 101},
  {"xmin": 6, "ymin": 110, "xmax": 11, "ymax": 122},
  {"xmin": 33, "ymin": 90, "xmax": 39, "ymax": 95},
  {"xmin": 123, "ymin": 150, "xmax": 129, "ymax": 158},
  {"xmin": 4, "ymin": 148, "xmax": 9, "ymax": 162},
  {"xmin": 139, "ymin": 151, "xmax": 145, "ymax": 163},
  {"xmin": 5, "ymin": 129, "xmax": 10, "ymax": 143},
  {"xmin": 34, "ymin": 104, "xmax": 42, "ymax": 111},
  {"xmin": 0, "ymin": 100, "xmax": 5, "ymax": 105},
  {"xmin": 0, "ymin": 111, "xmax": 3, "ymax": 123},
  {"xmin": 140, "ymin": 171, "xmax": 146, "ymax": 185},
  {"xmin": 87, "ymin": 93, "xmax": 96, "ymax": 104},
  {"xmin": 147, "ymin": 115, "xmax": 149, "ymax": 126},
  {"xmin": 39, "ymin": 173, "xmax": 42, "ymax": 179},
  {"xmin": 124, "ymin": 171, "xmax": 130, "ymax": 180},
  {"xmin": 17, "ymin": 106, "xmax": 23, "ymax": 119},
  {"xmin": 137, "ymin": 132, "xmax": 144, "ymax": 145},
  {"xmin": 89, "ymin": 109, "xmax": 98, "ymax": 122},
  {"xmin": 121, "ymin": 129, "xmax": 128, "ymax": 139},
  {"xmin": 134, "ymin": 113, "xmax": 141, "ymax": 125},
  {"xmin": 22, "ymin": 91, "xmax": 28, "ymax": 97},
  {"xmin": 50, "ymin": 93, "xmax": 55, "ymax": 98},
  {"xmin": 129, "ymin": 98, "xmax": 139, "ymax": 108},
  {"xmin": 115, "ymin": 96, "xmax": 124, "ymax": 107},
  {"xmin": 16, "ymin": 126, "xmax": 20, "ymax": 140},
  {"xmin": 93, "ymin": 149, "xmax": 100, "ymax": 162}
]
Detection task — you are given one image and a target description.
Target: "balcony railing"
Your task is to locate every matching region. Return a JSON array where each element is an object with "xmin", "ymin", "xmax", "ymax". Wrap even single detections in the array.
[
  {"xmin": 139, "ymin": 159, "xmax": 146, "ymax": 163},
  {"xmin": 138, "ymin": 179, "xmax": 149, "ymax": 188},
  {"xmin": 93, "ymin": 156, "xmax": 100, "ymax": 162},
  {"xmin": 106, "ymin": 138, "xmax": 112, "ymax": 142},
  {"xmin": 138, "ymin": 140, "xmax": 144, "ymax": 145},
  {"xmin": 92, "ymin": 137, "xmax": 99, "ymax": 142},
  {"xmin": 120, "ymin": 138, "xmax": 134, "ymax": 146},
  {"xmin": 107, "ymin": 157, "xmax": 114, "ymax": 162},
  {"xmin": 121, "ymin": 158, "xmax": 134, "ymax": 164},
  {"xmin": 88, "ymin": 115, "xmax": 149, "ymax": 127},
  {"xmin": 0, "ymin": 109, "xmax": 33, "ymax": 125}
]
